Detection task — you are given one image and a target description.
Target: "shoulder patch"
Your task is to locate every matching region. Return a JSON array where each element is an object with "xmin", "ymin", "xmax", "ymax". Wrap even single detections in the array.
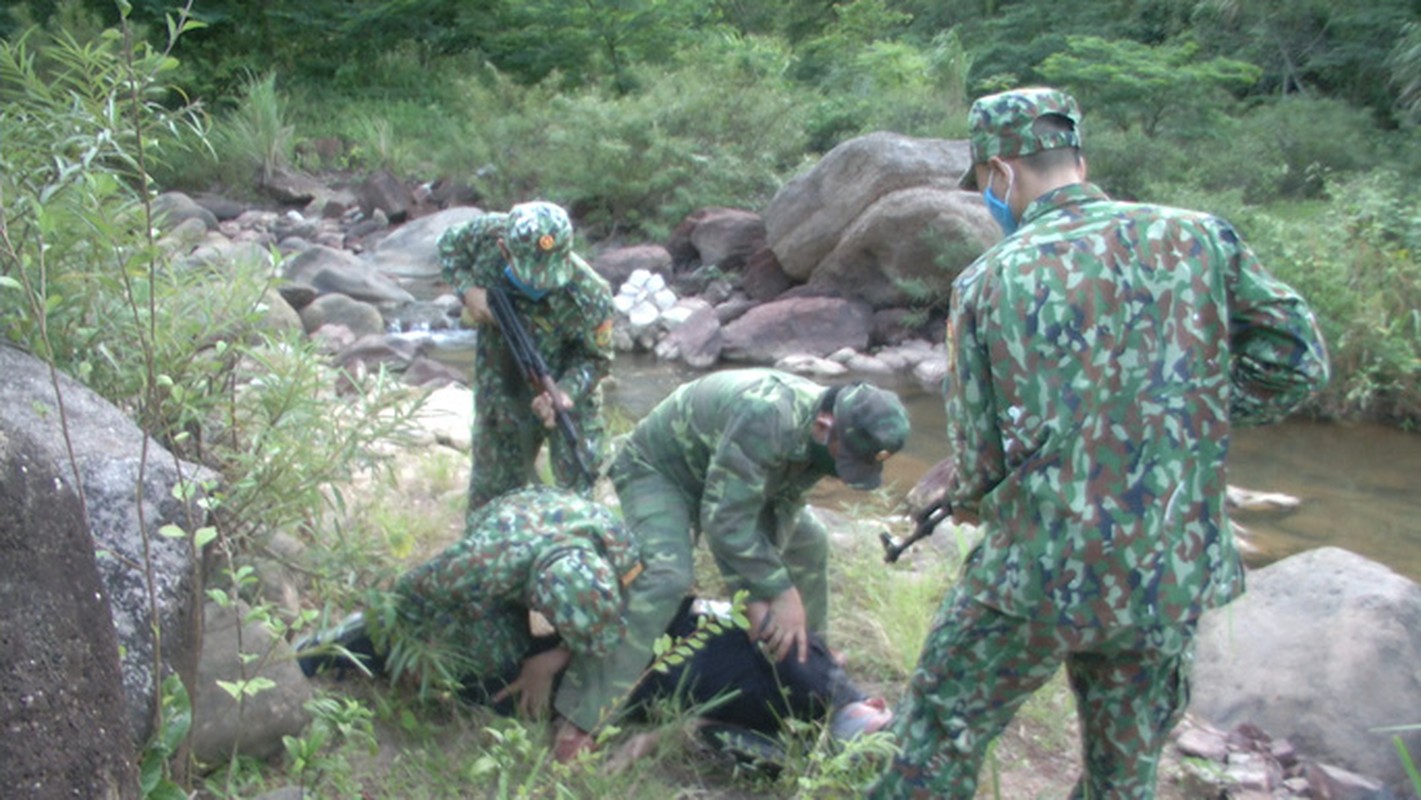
[{"xmin": 595, "ymin": 318, "xmax": 614, "ymax": 350}]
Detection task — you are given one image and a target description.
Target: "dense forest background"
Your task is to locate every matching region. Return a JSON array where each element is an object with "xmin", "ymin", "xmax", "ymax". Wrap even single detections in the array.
[
  {"xmin": 3, "ymin": 4, "xmax": 1421, "ymax": 796},
  {"xmin": 4, "ymin": 0, "xmax": 1421, "ymax": 423}
]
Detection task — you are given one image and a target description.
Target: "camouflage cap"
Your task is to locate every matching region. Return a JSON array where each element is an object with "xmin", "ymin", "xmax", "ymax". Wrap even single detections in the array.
[
  {"xmin": 531, "ymin": 547, "xmax": 626, "ymax": 658},
  {"xmin": 960, "ymin": 87, "xmax": 1083, "ymax": 188},
  {"xmin": 831, "ymin": 382, "xmax": 909, "ymax": 490},
  {"xmin": 504, "ymin": 201, "xmax": 575, "ymax": 293}
]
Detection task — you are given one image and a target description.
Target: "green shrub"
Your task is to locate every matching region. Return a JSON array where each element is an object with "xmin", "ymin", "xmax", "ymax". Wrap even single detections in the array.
[{"xmin": 1187, "ymin": 96, "xmax": 1385, "ymax": 203}]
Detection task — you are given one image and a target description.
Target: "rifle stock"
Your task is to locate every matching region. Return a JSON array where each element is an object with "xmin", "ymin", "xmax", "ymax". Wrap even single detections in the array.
[
  {"xmin": 485, "ymin": 285, "xmax": 595, "ymax": 485},
  {"xmin": 880, "ymin": 501, "xmax": 953, "ymax": 564}
]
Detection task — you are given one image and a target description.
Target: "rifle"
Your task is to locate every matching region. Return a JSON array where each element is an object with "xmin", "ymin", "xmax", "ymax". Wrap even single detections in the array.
[
  {"xmin": 485, "ymin": 285, "xmax": 595, "ymax": 486},
  {"xmin": 879, "ymin": 500, "xmax": 954, "ymax": 564}
]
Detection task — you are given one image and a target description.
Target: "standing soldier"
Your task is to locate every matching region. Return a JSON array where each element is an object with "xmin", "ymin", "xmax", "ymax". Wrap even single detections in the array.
[
  {"xmin": 870, "ymin": 87, "xmax": 1330, "ymax": 798},
  {"xmin": 439, "ymin": 201, "xmax": 615, "ymax": 510},
  {"xmin": 552, "ymin": 368, "xmax": 910, "ymax": 759},
  {"xmin": 299, "ymin": 486, "xmax": 642, "ymax": 718}
]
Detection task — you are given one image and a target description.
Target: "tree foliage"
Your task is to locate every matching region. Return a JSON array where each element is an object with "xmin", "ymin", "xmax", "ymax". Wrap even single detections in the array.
[{"xmin": 1038, "ymin": 35, "xmax": 1260, "ymax": 137}]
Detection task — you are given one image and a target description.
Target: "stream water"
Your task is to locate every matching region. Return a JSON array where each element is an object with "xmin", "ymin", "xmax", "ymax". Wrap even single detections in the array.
[{"xmin": 426, "ymin": 335, "xmax": 1421, "ymax": 583}]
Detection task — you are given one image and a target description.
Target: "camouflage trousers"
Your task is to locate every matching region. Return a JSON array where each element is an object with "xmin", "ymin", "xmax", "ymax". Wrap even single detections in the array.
[
  {"xmin": 554, "ymin": 449, "xmax": 829, "ymax": 733},
  {"xmin": 467, "ymin": 375, "xmax": 604, "ymax": 511},
  {"xmin": 869, "ymin": 586, "xmax": 1195, "ymax": 800}
]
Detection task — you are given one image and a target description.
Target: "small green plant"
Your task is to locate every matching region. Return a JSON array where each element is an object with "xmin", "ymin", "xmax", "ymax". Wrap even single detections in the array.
[
  {"xmin": 1377, "ymin": 724, "xmax": 1421, "ymax": 796},
  {"xmin": 282, "ymin": 695, "xmax": 378, "ymax": 795},
  {"xmin": 139, "ymin": 674, "xmax": 192, "ymax": 800}
]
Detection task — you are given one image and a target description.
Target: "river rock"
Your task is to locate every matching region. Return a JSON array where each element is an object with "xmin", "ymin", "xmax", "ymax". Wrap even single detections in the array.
[
  {"xmin": 720, "ymin": 296, "xmax": 872, "ymax": 363},
  {"xmin": 653, "ymin": 299, "xmax": 723, "ymax": 369},
  {"xmin": 190, "ymin": 600, "xmax": 313, "ymax": 764},
  {"xmin": 153, "ymin": 190, "xmax": 219, "ymax": 232},
  {"xmin": 668, "ymin": 206, "xmax": 766, "ymax": 272},
  {"xmin": 359, "ymin": 168, "xmax": 414, "ymax": 224},
  {"xmin": 808, "ymin": 185, "xmax": 997, "ymax": 308},
  {"xmin": 283, "ymin": 244, "xmax": 416, "ymax": 306},
  {"xmin": 1191, "ymin": 546, "xmax": 1421, "ymax": 793},
  {"xmin": 300, "ymin": 294, "xmax": 387, "ymax": 338},
  {"xmin": 592, "ymin": 244, "xmax": 673, "ymax": 288},
  {"xmin": 741, "ymin": 247, "xmax": 795, "ymax": 302},
  {"xmin": 362, "ymin": 206, "xmax": 484, "ymax": 282},
  {"xmin": 763, "ymin": 131, "xmax": 996, "ymax": 310}
]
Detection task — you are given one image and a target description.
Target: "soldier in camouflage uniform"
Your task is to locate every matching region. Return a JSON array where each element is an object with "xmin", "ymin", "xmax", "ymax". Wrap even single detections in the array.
[
  {"xmin": 552, "ymin": 368, "xmax": 910, "ymax": 759},
  {"xmin": 299, "ymin": 486, "xmax": 641, "ymax": 717},
  {"xmin": 439, "ymin": 201, "xmax": 615, "ymax": 510},
  {"xmin": 869, "ymin": 88, "xmax": 1330, "ymax": 799}
]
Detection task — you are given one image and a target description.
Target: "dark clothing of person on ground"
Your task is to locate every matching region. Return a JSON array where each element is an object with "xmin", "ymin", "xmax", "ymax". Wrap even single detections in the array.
[{"xmin": 552, "ymin": 369, "xmax": 910, "ymax": 759}]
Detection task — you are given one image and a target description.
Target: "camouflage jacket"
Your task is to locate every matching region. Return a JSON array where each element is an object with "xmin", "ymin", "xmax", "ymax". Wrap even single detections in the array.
[
  {"xmin": 438, "ymin": 213, "xmax": 615, "ymax": 404},
  {"xmin": 945, "ymin": 182, "xmax": 1329, "ymax": 628},
  {"xmin": 392, "ymin": 487, "xmax": 640, "ymax": 676},
  {"xmin": 619, "ymin": 368, "xmax": 836, "ymax": 601}
]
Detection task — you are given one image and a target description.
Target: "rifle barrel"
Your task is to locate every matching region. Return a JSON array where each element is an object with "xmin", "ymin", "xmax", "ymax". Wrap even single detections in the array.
[{"xmin": 486, "ymin": 286, "xmax": 595, "ymax": 484}]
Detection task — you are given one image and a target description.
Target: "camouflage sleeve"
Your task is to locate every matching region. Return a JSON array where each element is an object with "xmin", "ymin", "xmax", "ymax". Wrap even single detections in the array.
[
  {"xmin": 438, "ymin": 213, "xmax": 506, "ymax": 296},
  {"xmin": 1219, "ymin": 221, "xmax": 1331, "ymax": 425},
  {"xmin": 699, "ymin": 402, "xmax": 795, "ymax": 602},
  {"xmin": 554, "ymin": 260, "xmax": 616, "ymax": 405},
  {"xmin": 944, "ymin": 265, "xmax": 1008, "ymax": 511}
]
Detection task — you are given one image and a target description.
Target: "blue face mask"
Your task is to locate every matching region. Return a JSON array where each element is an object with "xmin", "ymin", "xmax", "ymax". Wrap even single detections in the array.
[
  {"xmin": 503, "ymin": 265, "xmax": 549, "ymax": 302},
  {"xmin": 983, "ymin": 167, "xmax": 1018, "ymax": 236}
]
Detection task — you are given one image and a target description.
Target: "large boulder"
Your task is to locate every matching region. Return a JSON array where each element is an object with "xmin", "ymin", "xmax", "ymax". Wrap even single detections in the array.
[
  {"xmin": 0, "ymin": 345, "xmax": 210, "ymax": 746},
  {"xmin": 720, "ymin": 296, "xmax": 872, "ymax": 363},
  {"xmin": 764, "ymin": 131, "xmax": 994, "ymax": 307},
  {"xmin": 0, "ymin": 421, "xmax": 140, "ymax": 798},
  {"xmin": 809, "ymin": 186, "xmax": 997, "ymax": 308},
  {"xmin": 282, "ymin": 245, "xmax": 416, "ymax": 307},
  {"xmin": 1191, "ymin": 547, "xmax": 1421, "ymax": 794},
  {"xmin": 361, "ymin": 206, "xmax": 484, "ymax": 284}
]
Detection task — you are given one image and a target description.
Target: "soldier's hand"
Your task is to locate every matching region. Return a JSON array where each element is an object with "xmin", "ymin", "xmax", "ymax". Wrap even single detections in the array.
[
  {"xmin": 748, "ymin": 586, "xmax": 809, "ymax": 664},
  {"xmin": 493, "ymin": 645, "xmax": 571, "ymax": 718},
  {"xmin": 461, "ymin": 286, "xmax": 494, "ymax": 326},
  {"xmin": 531, "ymin": 389, "xmax": 572, "ymax": 430}
]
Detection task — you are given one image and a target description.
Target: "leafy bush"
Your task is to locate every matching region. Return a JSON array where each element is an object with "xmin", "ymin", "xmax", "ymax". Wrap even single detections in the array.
[{"xmin": 1187, "ymin": 96, "xmax": 1386, "ymax": 203}]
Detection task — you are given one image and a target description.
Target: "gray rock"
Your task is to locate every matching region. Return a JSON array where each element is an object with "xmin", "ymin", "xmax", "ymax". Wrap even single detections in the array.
[
  {"xmin": 653, "ymin": 300, "xmax": 723, "ymax": 369},
  {"xmin": 1304, "ymin": 762, "xmax": 1395, "ymax": 800},
  {"xmin": 0, "ymin": 419, "xmax": 139, "ymax": 798},
  {"xmin": 282, "ymin": 244, "xmax": 416, "ymax": 306},
  {"xmin": 299, "ymin": 294, "xmax": 386, "ymax": 338},
  {"xmin": 0, "ymin": 345, "xmax": 209, "ymax": 746},
  {"xmin": 363, "ymin": 206, "xmax": 484, "ymax": 281},
  {"xmin": 190, "ymin": 601, "xmax": 313, "ymax": 764},
  {"xmin": 1192, "ymin": 547, "xmax": 1421, "ymax": 793},
  {"xmin": 668, "ymin": 207, "xmax": 766, "ymax": 272},
  {"xmin": 764, "ymin": 131, "xmax": 974, "ymax": 281},
  {"xmin": 261, "ymin": 164, "xmax": 326, "ymax": 205},
  {"xmin": 153, "ymin": 190, "xmax": 219, "ymax": 232},
  {"xmin": 809, "ymin": 185, "xmax": 996, "ymax": 308},
  {"xmin": 360, "ymin": 169, "xmax": 413, "ymax": 224},
  {"xmin": 720, "ymin": 296, "xmax": 872, "ymax": 363},
  {"xmin": 593, "ymin": 244, "xmax": 674, "ymax": 288}
]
